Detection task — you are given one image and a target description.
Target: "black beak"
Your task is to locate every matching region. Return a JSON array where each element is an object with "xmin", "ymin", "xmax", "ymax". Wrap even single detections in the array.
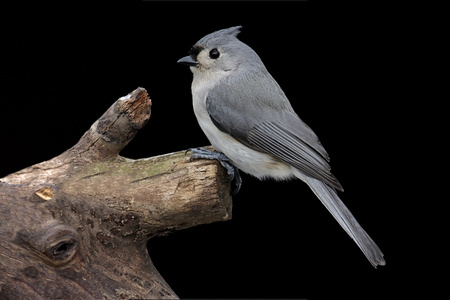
[{"xmin": 177, "ymin": 55, "xmax": 199, "ymax": 67}]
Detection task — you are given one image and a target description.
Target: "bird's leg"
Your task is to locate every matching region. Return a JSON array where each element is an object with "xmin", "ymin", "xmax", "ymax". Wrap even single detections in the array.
[{"xmin": 187, "ymin": 147, "xmax": 242, "ymax": 195}]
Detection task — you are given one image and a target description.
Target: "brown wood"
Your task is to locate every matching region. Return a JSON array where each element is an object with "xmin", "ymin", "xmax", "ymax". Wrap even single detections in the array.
[{"xmin": 0, "ymin": 88, "xmax": 232, "ymax": 299}]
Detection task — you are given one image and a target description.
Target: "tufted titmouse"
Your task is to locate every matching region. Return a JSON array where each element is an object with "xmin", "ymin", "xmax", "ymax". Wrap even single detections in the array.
[{"xmin": 178, "ymin": 26, "xmax": 385, "ymax": 267}]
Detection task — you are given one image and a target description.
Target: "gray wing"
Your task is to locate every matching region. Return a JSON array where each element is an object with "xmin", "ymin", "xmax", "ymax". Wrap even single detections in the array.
[{"xmin": 206, "ymin": 73, "xmax": 343, "ymax": 191}]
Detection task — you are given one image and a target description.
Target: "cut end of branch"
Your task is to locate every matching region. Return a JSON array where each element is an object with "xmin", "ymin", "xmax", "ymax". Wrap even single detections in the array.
[{"xmin": 116, "ymin": 87, "xmax": 152, "ymax": 130}]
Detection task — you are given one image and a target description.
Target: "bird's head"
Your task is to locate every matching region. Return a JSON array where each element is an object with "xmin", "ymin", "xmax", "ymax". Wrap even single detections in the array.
[{"xmin": 177, "ymin": 26, "xmax": 262, "ymax": 76}]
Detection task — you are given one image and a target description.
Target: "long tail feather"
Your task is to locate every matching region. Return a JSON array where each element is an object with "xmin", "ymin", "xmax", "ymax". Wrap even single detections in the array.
[{"xmin": 298, "ymin": 173, "xmax": 385, "ymax": 267}]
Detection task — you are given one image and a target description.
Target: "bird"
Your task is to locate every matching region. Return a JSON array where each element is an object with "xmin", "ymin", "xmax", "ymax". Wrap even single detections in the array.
[{"xmin": 177, "ymin": 26, "xmax": 385, "ymax": 267}]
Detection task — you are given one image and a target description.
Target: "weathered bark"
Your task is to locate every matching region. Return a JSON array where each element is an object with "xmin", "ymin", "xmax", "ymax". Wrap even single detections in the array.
[{"xmin": 0, "ymin": 88, "xmax": 232, "ymax": 299}]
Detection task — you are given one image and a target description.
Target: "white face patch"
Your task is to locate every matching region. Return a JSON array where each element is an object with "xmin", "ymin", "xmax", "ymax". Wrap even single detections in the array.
[
  {"xmin": 193, "ymin": 48, "xmax": 236, "ymax": 77},
  {"xmin": 196, "ymin": 48, "xmax": 217, "ymax": 70}
]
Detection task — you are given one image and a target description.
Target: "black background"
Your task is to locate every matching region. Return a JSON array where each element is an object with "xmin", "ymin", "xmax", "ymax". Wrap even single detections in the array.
[{"xmin": 1, "ymin": 1, "xmax": 446, "ymax": 299}]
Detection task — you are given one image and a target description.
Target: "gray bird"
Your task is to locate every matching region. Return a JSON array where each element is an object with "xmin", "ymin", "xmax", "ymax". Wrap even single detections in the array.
[{"xmin": 178, "ymin": 26, "xmax": 385, "ymax": 267}]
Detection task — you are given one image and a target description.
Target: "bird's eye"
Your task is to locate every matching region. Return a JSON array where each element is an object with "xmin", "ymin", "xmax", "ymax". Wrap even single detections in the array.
[{"xmin": 209, "ymin": 48, "xmax": 220, "ymax": 59}]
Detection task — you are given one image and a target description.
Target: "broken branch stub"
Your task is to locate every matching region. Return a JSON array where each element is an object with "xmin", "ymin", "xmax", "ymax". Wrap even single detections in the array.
[{"xmin": 0, "ymin": 87, "xmax": 232, "ymax": 299}]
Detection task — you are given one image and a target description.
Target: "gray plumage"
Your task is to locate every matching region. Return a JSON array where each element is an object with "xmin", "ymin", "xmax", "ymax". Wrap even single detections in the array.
[{"xmin": 178, "ymin": 26, "xmax": 385, "ymax": 267}]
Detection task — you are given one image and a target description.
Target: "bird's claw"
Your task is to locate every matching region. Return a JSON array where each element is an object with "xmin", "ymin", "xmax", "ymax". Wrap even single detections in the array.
[{"xmin": 187, "ymin": 148, "xmax": 242, "ymax": 195}]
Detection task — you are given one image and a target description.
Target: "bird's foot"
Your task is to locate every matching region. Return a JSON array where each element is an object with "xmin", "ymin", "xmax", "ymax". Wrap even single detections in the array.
[{"xmin": 187, "ymin": 147, "xmax": 242, "ymax": 195}]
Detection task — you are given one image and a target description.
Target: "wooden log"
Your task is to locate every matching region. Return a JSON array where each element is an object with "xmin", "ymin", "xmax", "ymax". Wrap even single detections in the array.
[{"xmin": 0, "ymin": 88, "xmax": 232, "ymax": 299}]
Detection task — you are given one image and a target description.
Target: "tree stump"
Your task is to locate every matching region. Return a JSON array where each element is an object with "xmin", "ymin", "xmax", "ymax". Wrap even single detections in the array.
[{"xmin": 0, "ymin": 88, "xmax": 232, "ymax": 299}]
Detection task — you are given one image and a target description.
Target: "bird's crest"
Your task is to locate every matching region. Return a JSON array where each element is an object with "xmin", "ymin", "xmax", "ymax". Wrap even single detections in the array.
[{"xmin": 197, "ymin": 26, "xmax": 242, "ymax": 47}]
